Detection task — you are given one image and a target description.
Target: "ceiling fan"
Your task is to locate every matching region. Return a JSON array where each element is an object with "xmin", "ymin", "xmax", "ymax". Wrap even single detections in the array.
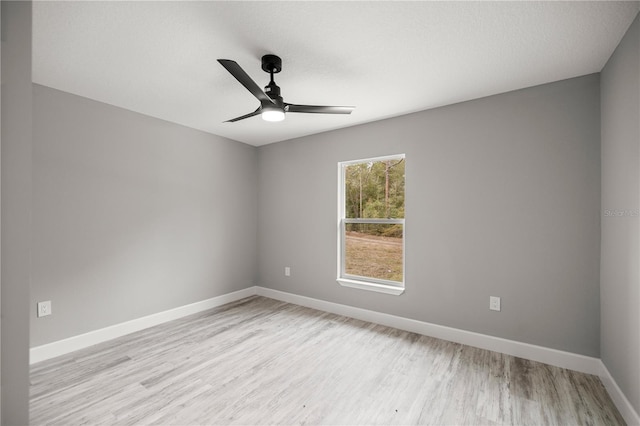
[{"xmin": 218, "ymin": 54, "xmax": 355, "ymax": 123}]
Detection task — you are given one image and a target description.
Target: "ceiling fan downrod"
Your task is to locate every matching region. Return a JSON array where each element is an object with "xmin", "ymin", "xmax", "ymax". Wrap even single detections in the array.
[{"xmin": 262, "ymin": 54, "xmax": 282, "ymax": 102}]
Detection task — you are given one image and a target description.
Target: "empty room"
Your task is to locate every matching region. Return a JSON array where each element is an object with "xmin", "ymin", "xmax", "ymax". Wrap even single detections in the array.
[{"xmin": 2, "ymin": 1, "xmax": 639, "ymax": 424}]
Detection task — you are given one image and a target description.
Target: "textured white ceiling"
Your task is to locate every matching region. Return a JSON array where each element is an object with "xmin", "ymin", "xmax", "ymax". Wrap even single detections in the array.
[{"xmin": 33, "ymin": 1, "xmax": 639, "ymax": 146}]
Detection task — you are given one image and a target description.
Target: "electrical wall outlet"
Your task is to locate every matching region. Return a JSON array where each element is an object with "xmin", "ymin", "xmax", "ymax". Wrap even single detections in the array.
[
  {"xmin": 37, "ymin": 300, "xmax": 52, "ymax": 317},
  {"xmin": 285, "ymin": 267, "xmax": 291, "ymax": 277},
  {"xmin": 489, "ymin": 296, "xmax": 501, "ymax": 312}
]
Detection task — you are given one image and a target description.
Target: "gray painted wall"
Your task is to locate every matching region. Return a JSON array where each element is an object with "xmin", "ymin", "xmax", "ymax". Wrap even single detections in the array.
[
  {"xmin": 258, "ymin": 74, "xmax": 601, "ymax": 356},
  {"xmin": 601, "ymin": 13, "xmax": 640, "ymax": 416},
  {"xmin": 1, "ymin": 2, "xmax": 32, "ymax": 424},
  {"xmin": 31, "ymin": 85, "xmax": 258, "ymax": 346},
  {"xmin": 1, "ymin": 6, "xmax": 2, "ymax": 416}
]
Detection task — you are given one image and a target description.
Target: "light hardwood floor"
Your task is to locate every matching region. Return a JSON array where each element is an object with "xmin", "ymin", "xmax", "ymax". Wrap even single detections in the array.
[{"xmin": 31, "ymin": 296, "xmax": 624, "ymax": 425}]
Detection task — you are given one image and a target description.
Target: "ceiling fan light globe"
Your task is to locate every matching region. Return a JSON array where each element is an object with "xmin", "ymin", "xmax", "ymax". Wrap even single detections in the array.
[{"xmin": 262, "ymin": 109, "xmax": 285, "ymax": 122}]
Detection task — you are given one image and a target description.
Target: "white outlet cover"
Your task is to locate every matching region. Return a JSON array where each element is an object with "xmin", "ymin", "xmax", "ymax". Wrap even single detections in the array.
[
  {"xmin": 489, "ymin": 296, "xmax": 501, "ymax": 312},
  {"xmin": 285, "ymin": 267, "xmax": 291, "ymax": 277},
  {"xmin": 37, "ymin": 300, "xmax": 52, "ymax": 317}
]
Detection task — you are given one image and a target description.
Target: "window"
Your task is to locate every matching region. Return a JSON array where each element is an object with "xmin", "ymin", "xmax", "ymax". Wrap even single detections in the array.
[{"xmin": 338, "ymin": 154, "xmax": 405, "ymax": 295}]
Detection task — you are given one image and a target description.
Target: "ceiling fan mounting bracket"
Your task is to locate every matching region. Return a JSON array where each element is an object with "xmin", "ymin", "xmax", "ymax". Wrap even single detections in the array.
[{"xmin": 261, "ymin": 54, "xmax": 282, "ymax": 74}]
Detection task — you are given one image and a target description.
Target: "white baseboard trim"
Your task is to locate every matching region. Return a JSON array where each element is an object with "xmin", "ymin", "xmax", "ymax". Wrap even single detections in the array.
[
  {"xmin": 255, "ymin": 286, "xmax": 602, "ymax": 376},
  {"xmin": 598, "ymin": 360, "xmax": 640, "ymax": 425},
  {"xmin": 30, "ymin": 286, "xmax": 257, "ymax": 364}
]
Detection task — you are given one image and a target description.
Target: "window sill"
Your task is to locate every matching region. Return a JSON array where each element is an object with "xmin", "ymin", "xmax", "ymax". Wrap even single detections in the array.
[{"xmin": 337, "ymin": 278, "xmax": 405, "ymax": 295}]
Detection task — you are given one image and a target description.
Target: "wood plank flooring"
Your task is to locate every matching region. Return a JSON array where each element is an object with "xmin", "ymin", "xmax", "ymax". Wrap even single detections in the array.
[{"xmin": 30, "ymin": 296, "xmax": 625, "ymax": 425}]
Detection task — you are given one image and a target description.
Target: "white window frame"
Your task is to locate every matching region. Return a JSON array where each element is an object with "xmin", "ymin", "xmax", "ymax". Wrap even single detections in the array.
[{"xmin": 337, "ymin": 154, "xmax": 405, "ymax": 295}]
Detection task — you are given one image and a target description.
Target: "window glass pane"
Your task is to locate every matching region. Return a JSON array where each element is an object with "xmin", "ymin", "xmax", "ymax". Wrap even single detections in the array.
[
  {"xmin": 345, "ymin": 223, "xmax": 403, "ymax": 283},
  {"xmin": 344, "ymin": 158, "xmax": 405, "ymax": 219}
]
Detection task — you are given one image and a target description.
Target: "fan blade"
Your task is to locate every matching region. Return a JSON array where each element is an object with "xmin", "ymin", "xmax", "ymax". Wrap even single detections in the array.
[
  {"xmin": 218, "ymin": 59, "xmax": 275, "ymax": 105},
  {"xmin": 285, "ymin": 104, "xmax": 355, "ymax": 115},
  {"xmin": 224, "ymin": 108, "xmax": 262, "ymax": 123}
]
